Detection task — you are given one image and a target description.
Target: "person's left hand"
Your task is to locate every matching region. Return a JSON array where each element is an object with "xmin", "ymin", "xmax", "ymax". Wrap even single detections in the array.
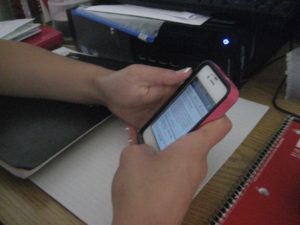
[{"xmin": 96, "ymin": 64, "xmax": 191, "ymax": 128}]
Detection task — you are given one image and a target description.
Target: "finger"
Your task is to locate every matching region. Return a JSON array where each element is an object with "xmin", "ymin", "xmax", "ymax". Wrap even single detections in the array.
[
  {"xmin": 167, "ymin": 116, "xmax": 232, "ymax": 157},
  {"xmin": 134, "ymin": 64, "xmax": 192, "ymax": 86},
  {"xmin": 126, "ymin": 126, "xmax": 138, "ymax": 145},
  {"xmin": 194, "ymin": 116, "xmax": 232, "ymax": 150}
]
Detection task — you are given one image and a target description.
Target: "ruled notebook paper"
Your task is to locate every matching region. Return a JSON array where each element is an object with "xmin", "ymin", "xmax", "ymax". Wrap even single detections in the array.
[{"xmin": 30, "ymin": 98, "xmax": 269, "ymax": 225}]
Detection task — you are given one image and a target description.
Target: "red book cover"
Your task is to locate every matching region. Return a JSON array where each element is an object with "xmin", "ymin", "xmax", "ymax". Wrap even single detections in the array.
[
  {"xmin": 212, "ymin": 116, "xmax": 300, "ymax": 225},
  {"xmin": 23, "ymin": 26, "xmax": 63, "ymax": 50}
]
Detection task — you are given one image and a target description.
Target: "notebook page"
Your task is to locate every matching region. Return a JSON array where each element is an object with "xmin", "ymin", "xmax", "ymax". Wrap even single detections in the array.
[
  {"xmin": 198, "ymin": 98, "xmax": 269, "ymax": 191},
  {"xmin": 31, "ymin": 118, "xmax": 126, "ymax": 225},
  {"xmin": 31, "ymin": 98, "xmax": 269, "ymax": 225}
]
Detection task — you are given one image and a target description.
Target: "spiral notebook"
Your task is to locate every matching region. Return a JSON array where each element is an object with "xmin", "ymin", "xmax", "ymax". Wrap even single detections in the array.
[{"xmin": 211, "ymin": 116, "xmax": 300, "ymax": 225}]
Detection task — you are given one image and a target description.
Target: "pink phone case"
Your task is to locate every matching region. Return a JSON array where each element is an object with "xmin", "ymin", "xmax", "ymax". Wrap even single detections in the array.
[
  {"xmin": 200, "ymin": 63, "xmax": 239, "ymax": 126},
  {"xmin": 137, "ymin": 61, "xmax": 239, "ymax": 148}
]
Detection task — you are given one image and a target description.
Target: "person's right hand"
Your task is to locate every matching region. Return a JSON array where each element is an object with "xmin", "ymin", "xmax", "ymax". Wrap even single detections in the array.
[{"xmin": 111, "ymin": 116, "xmax": 232, "ymax": 225}]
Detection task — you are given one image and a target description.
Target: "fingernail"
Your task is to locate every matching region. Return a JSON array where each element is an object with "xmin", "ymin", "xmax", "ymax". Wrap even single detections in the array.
[
  {"xmin": 125, "ymin": 127, "xmax": 130, "ymax": 139},
  {"xmin": 126, "ymin": 127, "xmax": 134, "ymax": 144},
  {"xmin": 176, "ymin": 67, "xmax": 192, "ymax": 74}
]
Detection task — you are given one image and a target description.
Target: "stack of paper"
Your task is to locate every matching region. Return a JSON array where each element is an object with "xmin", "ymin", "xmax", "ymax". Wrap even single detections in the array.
[
  {"xmin": 73, "ymin": 5, "xmax": 210, "ymax": 43},
  {"xmin": 0, "ymin": 18, "xmax": 41, "ymax": 41},
  {"xmin": 86, "ymin": 4, "xmax": 210, "ymax": 26},
  {"xmin": 286, "ymin": 47, "xmax": 300, "ymax": 100}
]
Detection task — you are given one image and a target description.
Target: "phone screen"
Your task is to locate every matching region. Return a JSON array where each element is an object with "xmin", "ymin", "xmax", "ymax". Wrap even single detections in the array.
[{"xmin": 149, "ymin": 65, "xmax": 227, "ymax": 150}]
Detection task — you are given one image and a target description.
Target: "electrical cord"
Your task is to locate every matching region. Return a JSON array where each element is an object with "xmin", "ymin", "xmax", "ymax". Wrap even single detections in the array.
[
  {"xmin": 262, "ymin": 40, "xmax": 300, "ymax": 118},
  {"xmin": 263, "ymin": 54, "xmax": 286, "ymax": 68},
  {"xmin": 272, "ymin": 76, "xmax": 300, "ymax": 118}
]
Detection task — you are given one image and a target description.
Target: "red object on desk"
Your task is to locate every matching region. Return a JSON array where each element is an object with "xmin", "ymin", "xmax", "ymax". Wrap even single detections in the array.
[
  {"xmin": 23, "ymin": 26, "xmax": 63, "ymax": 50},
  {"xmin": 215, "ymin": 117, "xmax": 300, "ymax": 225}
]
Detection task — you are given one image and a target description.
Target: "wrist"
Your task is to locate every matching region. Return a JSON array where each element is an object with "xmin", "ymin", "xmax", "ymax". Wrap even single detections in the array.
[{"xmin": 88, "ymin": 66, "xmax": 112, "ymax": 105}]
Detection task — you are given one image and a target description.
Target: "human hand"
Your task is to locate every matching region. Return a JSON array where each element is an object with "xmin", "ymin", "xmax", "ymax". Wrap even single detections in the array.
[
  {"xmin": 111, "ymin": 116, "xmax": 232, "ymax": 225},
  {"xmin": 96, "ymin": 64, "xmax": 192, "ymax": 128}
]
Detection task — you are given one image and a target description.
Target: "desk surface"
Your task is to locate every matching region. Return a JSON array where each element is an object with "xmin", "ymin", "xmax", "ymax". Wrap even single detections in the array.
[{"xmin": 1, "ymin": 46, "xmax": 300, "ymax": 225}]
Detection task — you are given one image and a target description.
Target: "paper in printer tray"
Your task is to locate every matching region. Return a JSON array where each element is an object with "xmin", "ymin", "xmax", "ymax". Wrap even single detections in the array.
[{"xmin": 72, "ymin": 7, "xmax": 164, "ymax": 43}]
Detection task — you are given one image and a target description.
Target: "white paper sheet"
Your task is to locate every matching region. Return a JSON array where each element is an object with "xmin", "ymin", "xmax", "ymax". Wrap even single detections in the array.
[
  {"xmin": 31, "ymin": 98, "xmax": 269, "ymax": 225},
  {"xmin": 198, "ymin": 98, "xmax": 269, "ymax": 190},
  {"xmin": 86, "ymin": 4, "xmax": 210, "ymax": 25},
  {"xmin": 0, "ymin": 18, "xmax": 34, "ymax": 38},
  {"xmin": 286, "ymin": 47, "xmax": 300, "ymax": 100}
]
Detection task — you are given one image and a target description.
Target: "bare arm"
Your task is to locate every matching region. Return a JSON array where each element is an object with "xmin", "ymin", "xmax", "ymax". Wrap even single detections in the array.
[
  {"xmin": 0, "ymin": 40, "xmax": 191, "ymax": 127},
  {"xmin": 0, "ymin": 40, "xmax": 112, "ymax": 104}
]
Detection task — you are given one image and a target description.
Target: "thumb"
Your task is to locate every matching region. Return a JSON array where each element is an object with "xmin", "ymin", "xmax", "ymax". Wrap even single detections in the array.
[
  {"xmin": 166, "ymin": 116, "xmax": 232, "ymax": 158},
  {"xmin": 140, "ymin": 65, "xmax": 192, "ymax": 86}
]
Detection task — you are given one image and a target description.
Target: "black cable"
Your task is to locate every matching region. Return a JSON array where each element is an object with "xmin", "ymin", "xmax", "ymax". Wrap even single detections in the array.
[
  {"xmin": 272, "ymin": 76, "xmax": 300, "ymax": 118},
  {"xmin": 260, "ymin": 38, "xmax": 300, "ymax": 118},
  {"xmin": 263, "ymin": 54, "xmax": 286, "ymax": 68}
]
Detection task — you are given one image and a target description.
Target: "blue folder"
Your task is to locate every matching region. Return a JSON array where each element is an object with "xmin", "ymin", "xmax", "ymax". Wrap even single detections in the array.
[{"xmin": 71, "ymin": 7, "xmax": 164, "ymax": 43}]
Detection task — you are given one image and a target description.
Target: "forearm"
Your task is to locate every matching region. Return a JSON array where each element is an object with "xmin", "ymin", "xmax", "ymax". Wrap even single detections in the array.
[{"xmin": 0, "ymin": 40, "xmax": 112, "ymax": 104}]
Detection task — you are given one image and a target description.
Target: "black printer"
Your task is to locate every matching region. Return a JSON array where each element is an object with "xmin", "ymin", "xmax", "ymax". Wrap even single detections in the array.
[{"xmin": 68, "ymin": 3, "xmax": 290, "ymax": 87}]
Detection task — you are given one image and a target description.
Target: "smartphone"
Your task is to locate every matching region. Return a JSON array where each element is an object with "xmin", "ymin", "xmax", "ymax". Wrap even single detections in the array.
[{"xmin": 137, "ymin": 60, "xmax": 239, "ymax": 151}]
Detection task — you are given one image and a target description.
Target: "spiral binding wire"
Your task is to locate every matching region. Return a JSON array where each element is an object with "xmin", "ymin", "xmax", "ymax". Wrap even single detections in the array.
[{"xmin": 210, "ymin": 115, "xmax": 294, "ymax": 225}]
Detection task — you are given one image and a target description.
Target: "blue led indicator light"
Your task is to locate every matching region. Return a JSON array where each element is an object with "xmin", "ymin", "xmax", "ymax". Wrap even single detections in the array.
[{"xmin": 222, "ymin": 38, "xmax": 230, "ymax": 46}]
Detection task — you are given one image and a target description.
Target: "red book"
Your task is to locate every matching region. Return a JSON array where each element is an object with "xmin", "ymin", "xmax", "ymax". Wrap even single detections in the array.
[
  {"xmin": 212, "ymin": 116, "xmax": 300, "ymax": 225},
  {"xmin": 23, "ymin": 26, "xmax": 63, "ymax": 50}
]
